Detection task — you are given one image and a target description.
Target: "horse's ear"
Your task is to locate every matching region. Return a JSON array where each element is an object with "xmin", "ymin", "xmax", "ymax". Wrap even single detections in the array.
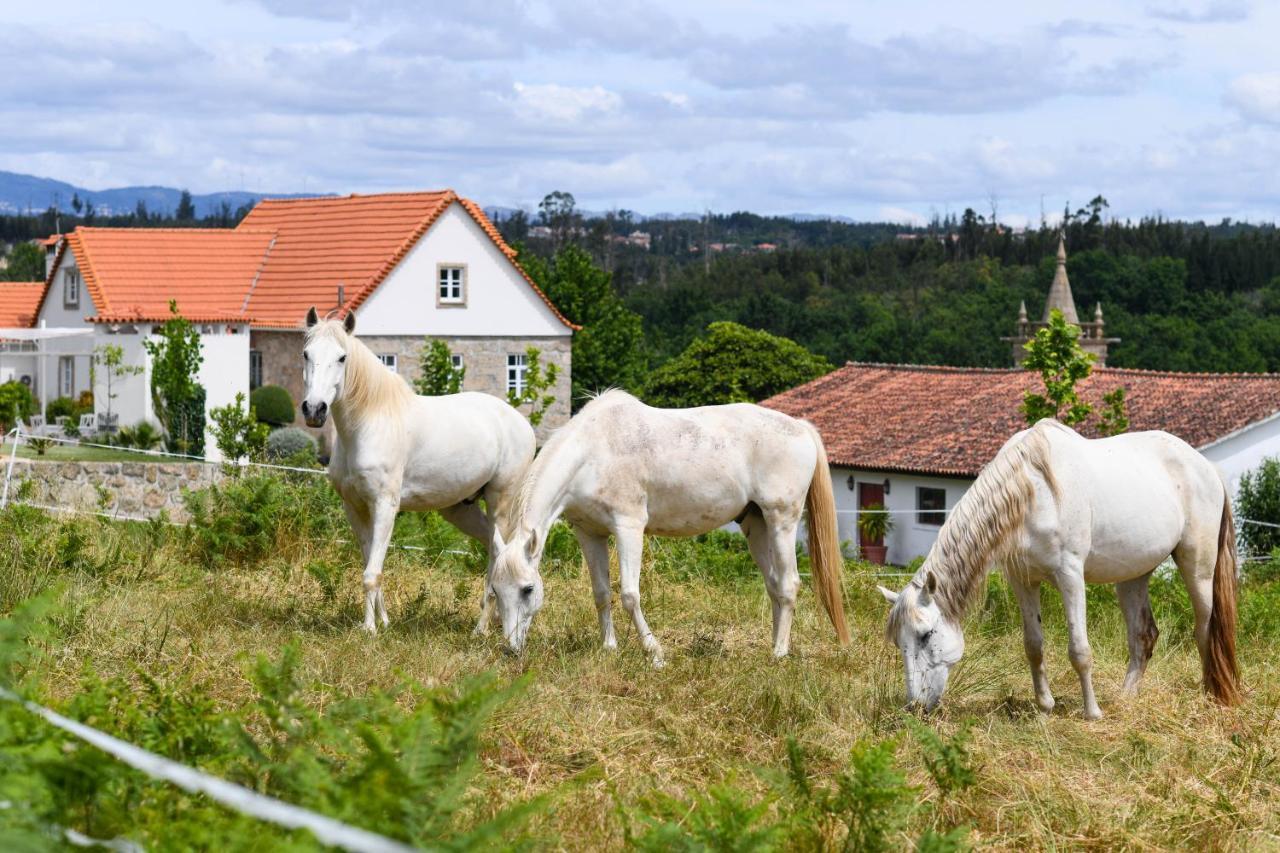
[
  {"xmin": 877, "ymin": 585, "xmax": 899, "ymax": 605},
  {"xmin": 924, "ymin": 570, "xmax": 937, "ymax": 595},
  {"xmin": 305, "ymin": 306, "xmax": 319, "ymax": 327},
  {"xmin": 343, "ymin": 311, "xmax": 356, "ymax": 334},
  {"xmin": 524, "ymin": 529, "xmax": 540, "ymax": 562}
]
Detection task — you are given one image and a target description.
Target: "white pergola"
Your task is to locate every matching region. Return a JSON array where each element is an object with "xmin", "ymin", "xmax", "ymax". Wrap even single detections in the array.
[{"xmin": 0, "ymin": 325, "xmax": 94, "ymax": 415}]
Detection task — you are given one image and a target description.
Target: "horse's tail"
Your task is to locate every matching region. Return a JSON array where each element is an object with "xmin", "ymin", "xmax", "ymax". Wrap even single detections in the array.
[
  {"xmin": 803, "ymin": 424, "xmax": 850, "ymax": 645},
  {"xmin": 1204, "ymin": 494, "xmax": 1241, "ymax": 705}
]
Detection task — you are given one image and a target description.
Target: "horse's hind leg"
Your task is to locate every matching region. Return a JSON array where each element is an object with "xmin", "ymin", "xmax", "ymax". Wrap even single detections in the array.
[
  {"xmin": 748, "ymin": 510, "xmax": 801, "ymax": 659},
  {"xmin": 574, "ymin": 527, "xmax": 616, "ymax": 649},
  {"xmin": 1117, "ymin": 572, "xmax": 1158, "ymax": 697},
  {"xmin": 438, "ymin": 502, "xmax": 497, "ymax": 636},
  {"xmin": 1009, "ymin": 574, "xmax": 1055, "ymax": 713},
  {"xmin": 615, "ymin": 521, "xmax": 664, "ymax": 667}
]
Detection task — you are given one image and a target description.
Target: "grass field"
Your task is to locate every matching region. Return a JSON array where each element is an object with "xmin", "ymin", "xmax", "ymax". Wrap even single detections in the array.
[
  {"xmin": 2, "ymin": 472, "xmax": 1279, "ymax": 850},
  {"xmin": 1, "ymin": 439, "xmax": 154, "ymax": 463}
]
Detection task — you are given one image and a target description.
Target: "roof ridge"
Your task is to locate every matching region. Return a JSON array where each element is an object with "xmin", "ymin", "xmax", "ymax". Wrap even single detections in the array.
[
  {"xmin": 241, "ymin": 233, "xmax": 279, "ymax": 315},
  {"xmin": 842, "ymin": 361, "xmax": 1024, "ymax": 374},
  {"xmin": 74, "ymin": 226, "xmax": 275, "ymax": 235},
  {"xmin": 68, "ymin": 231, "xmax": 110, "ymax": 314},
  {"xmin": 840, "ymin": 361, "xmax": 1280, "ymax": 380}
]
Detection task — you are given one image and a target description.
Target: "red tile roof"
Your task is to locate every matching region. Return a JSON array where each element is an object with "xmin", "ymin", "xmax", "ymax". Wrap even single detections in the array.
[
  {"xmin": 763, "ymin": 363, "xmax": 1280, "ymax": 477},
  {"xmin": 0, "ymin": 282, "xmax": 44, "ymax": 328},
  {"xmin": 237, "ymin": 191, "xmax": 575, "ymax": 329},
  {"xmin": 58, "ymin": 228, "xmax": 275, "ymax": 323}
]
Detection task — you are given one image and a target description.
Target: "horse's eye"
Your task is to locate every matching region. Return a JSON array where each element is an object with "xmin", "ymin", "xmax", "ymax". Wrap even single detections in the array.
[
  {"xmin": 520, "ymin": 584, "xmax": 535, "ymax": 599},
  {"xmin": 338, "ymin": 355, "xmax": 346, "ymax": 363},
  {"xmin": 303, "ymin": 352, "xmax": 309, "ymax": 361}
]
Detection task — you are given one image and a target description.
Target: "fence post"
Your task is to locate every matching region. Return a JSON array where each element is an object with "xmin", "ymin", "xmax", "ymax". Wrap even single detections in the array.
[{"xmin": 1, "ymin": 421, "xmax": 22, "ymax": 511}]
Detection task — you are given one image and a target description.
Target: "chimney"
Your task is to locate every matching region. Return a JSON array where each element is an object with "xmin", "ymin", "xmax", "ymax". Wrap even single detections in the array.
[{"xmin": 337, "ymin": 284, "xmax": 345, "ymax": 310}]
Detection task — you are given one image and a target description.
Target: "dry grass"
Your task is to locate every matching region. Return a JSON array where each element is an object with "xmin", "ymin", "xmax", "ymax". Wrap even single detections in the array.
[{"xmin": 19, "ymin": 511, "xmax": 1280, "ymax": 851}]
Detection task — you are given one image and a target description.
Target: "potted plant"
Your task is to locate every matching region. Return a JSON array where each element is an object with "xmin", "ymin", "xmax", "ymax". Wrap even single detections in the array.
[{"xmin": 857, "ymin": 502, "xmax": 894, "ymax": 565}]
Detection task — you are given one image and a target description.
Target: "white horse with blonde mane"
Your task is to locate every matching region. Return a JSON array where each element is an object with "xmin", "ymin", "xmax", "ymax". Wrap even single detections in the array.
[
  {"xmin": 300, "ymin": 309, "xmax": 535, "ymax": 634},
  {"xmin": 488, "ymin": 390, "xmax": 849, "ymax": 665},
  {"xmin": 880, "ymin": 419, "xmax": 1241, "ymax": 719}
]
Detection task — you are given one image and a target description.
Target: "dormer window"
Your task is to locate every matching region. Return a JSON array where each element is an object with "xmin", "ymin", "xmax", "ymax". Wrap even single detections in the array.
[
  {"xmin": 437, "ymin": 264, "xmax": 466, "ymax": 306},
  {"xmin": 64, "ymin": 269, "xmax": 80, "ymax": 307}
]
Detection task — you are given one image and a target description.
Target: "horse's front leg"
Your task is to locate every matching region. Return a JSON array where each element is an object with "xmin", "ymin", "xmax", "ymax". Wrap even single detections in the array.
[
  {"xmin": 439, "ymin": 503, "xmax": 498, "ymax": 636},
  {"xmin": 1009, "ymin": 574, "xmax": 1054, "ymax": 713},
  {"xmin": 1116, "ymin": 573, "xmax": 1158, "ymax": 697},
  {"xmin": 362, "ymin": 497, "xmax": 398, "ymax": 634},
  {"xmin": 615, "ymin": 521, "xmax": 664, "ymax": 667},
  {"xmin": 1056, "ymin": 564, "xmax": 1103, "ymax": 719},
  {"xmin": 574, "ymin": 527, "xmax": 616, "ymax": 649}
]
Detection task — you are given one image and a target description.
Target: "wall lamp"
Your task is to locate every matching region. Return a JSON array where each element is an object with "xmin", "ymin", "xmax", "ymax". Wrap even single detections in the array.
[{"xmin": 846, "ymin": 476, "xmax": 892, "ymax": 495}]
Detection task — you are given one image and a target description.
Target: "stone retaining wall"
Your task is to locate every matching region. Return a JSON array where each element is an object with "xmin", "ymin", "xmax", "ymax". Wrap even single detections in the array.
[{"xmin": 10, "ymin": 460, "xmax": 224, "ymax": 522}]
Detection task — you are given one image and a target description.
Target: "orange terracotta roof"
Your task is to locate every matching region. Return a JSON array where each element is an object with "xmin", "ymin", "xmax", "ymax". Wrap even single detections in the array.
[
  {"xmin": 58, "ymin": 227, "xmax": 274, "ymax": 323},
  {"xmin": 237, "ymin": 191, "xmax": 576, "ymax": 329},
  {"xmin": 40, "ymin": 234, "xmax": 62, "ymax": 248},
  {"xmin": 762, "ymin": 363, "xmax": 1280, "ymax": 477},
  {"xmin": 0, "ymin": 282, "xmax": 44, "ymax": 328}
]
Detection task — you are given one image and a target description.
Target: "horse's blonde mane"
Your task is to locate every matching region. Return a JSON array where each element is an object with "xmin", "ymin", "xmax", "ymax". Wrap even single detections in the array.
[
  {"xmin": 306, "ymin": 319, "xmax": 412, "ymax": 425},
  {"xmin": 889, "ymin": 420, "xmax": 1060, "ymax": 633}
]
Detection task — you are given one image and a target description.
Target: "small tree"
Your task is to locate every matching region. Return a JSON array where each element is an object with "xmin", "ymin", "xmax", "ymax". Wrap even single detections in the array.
[
  {"xmin": 1021, "ymin": 309, "xmax": 1129, "ymax": 434},
  {"xmin": 506, "ymin": 346, "xmax": 558, "ymax": 427},
  {"xmin": 0, "ymin": 381, "xmax": 36, "ymax": 433},
  {"xmin": 414, "ymin": 339, "xmax": 465, "ymax": 396},
  {"xmin": 91, "ymin": 343, "xmax": 144, "ymax": 427},
  {"xmin": 2, "ymin": 243, "xmax": 44, "ymax": 281},
  {"xmin": 143, "ymin": 301, "xmax": 205, "ymax": 452},
  {"xmin": 209, "ymin": 392, "xmax": 270, "ymax": 467},
  {"xmin": 1237, "ymin": 456, "xmax": 1280, "ymax": 556}
]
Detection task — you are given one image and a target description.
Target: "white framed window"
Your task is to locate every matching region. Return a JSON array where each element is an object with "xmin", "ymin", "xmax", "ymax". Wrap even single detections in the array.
[
  {"xmin": 377, "ymin": 353, "xmax": 398, "ymax": 373},
  {"xmin": 58, "ymin": 356, "xmax": 74, "ymax": 397},
  {"xmin": 437, "ymin": 264, "xmax": 466, "ymax": 305},
  {"xmin": 917, "ymin": 487, "xmax": 947, "ymax": 526},
  {"xmin": 249, "ymin": 351, "xmax": 263, "ymax": 389},
  {"xmin": 507, "ymin": 353, "xmax": 527, "ymax": 395},
  {"xmin": 64, "ymin": 269, "xmax": 80, "ymax": 307},
  {"xmin": 450, "ymin": 354, "xmax": 463, "ymax": 371}
]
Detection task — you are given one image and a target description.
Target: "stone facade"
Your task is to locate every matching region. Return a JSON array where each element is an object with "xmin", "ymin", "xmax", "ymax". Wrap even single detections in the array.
[
  {"xmin": 250, "ymin": 330, "xmax": 572, "ymax": 441},
  {"xmin": 11, "ymin": 459, "xmax": 224, "ymax": 523}
]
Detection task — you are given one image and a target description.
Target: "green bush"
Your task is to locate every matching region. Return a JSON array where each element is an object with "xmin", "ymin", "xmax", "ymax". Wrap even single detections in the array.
[
  {"xmin": 1238, "ymin": 457, "xmax": 1280, "ymax": 557},
  {"xmin": 266, "ymin": 426, "xmax": 317, "ymax": 461},
  {"xmin": 169, "ymin": 385, "xmax": 205, "ymax": 456},
  {"xmin": 44, "ymin": 395, "xmax": 90, "ymax": 422},
  {"xmin": 0, "ymin": 381, "xmax": 36, "ymax": 432},
  {"xmin": 250, "ymin": 384, "xmax": 295, "ymax": 427}
]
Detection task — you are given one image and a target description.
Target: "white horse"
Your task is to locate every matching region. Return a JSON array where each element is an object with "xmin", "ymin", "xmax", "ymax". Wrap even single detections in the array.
[
  {"xmin": 488, "ymin": 390, "xmax": 849, "ymax": 665},
  {"xmin": 879, "ymin": 419, "xmax": 1241, "ymax": 719},
  {"xmin": 301, "ymin": 309, "xmax": 536, "ymax": 634}
]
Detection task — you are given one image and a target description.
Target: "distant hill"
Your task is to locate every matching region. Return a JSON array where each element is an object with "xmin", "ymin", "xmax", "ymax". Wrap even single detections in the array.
[{"xmin": 0, "ymin": 170, "xmax": 323, "ymax": 219}]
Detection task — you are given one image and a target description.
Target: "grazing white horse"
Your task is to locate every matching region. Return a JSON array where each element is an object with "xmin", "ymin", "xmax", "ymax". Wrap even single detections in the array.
[
  {"xmin": 880, "ymin": 419, "xmax": 1241, "ymax": 719},
  {"xmin": 488, "ymin": 390, "xmax": 849, "ymax": 665},
  {"xmin": 300, "ymin": 309, "xmax": 535, "ymax": 634}
]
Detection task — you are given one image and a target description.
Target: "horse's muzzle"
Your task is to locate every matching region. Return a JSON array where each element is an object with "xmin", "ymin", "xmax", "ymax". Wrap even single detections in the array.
[{"xmin": 301, "ymin": 400, "xmax": 327, "ymax": 428}]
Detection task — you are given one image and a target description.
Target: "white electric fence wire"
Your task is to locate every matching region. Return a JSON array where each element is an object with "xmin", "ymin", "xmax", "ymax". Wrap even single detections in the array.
[
  {"xmin": 14, "ymin": 430, "xmax": 325, "ymax": 476},
  {"xmin": 0, "ymin": 686, "xmax": 416, "ymax": 853}
]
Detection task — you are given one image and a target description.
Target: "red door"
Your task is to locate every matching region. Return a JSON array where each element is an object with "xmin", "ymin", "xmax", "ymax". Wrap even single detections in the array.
[{"xmin": 858, "ymin": 483, "xmax": 885, "ymax": 548}]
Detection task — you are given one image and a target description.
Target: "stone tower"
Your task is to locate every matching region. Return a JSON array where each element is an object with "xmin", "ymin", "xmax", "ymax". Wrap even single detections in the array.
[{"xmin": 1005, "ymin": 235, "xmax": 1117, "ymax": 366}]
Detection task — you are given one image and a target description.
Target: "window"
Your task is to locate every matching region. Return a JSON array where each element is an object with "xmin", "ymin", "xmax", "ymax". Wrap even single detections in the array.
[
  {"xmin": 450, "ymin": 354, "xmax": 463, "ymax": 371},
  {"xmin": 249, "ymin": 351, "xmax": 263, "ymax": 389},
  {"xmin": 438, "ymin": 264, "xmax": 466, "ymax": 305},
  {"xmin": 377, "ymin": 353, "xmax": 398, "ymax": 373},
  {"xmin": 507, "ymin": 353, "xmax": 527, "ymax": 395},
  {"xmin": 64, "ymin": 269, "xmax": 80, "ymax": 307},
  {"xmin": 58, "ymin": 356, "xmax": 74, "ymax": 397},
  {"xmin": 917, "ymin": 487, "xmax": 946, "ymax": 526}
]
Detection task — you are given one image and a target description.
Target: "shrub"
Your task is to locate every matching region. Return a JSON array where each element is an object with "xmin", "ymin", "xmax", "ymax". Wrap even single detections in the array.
[
  {"xmin": 24, "ymin": 436, "xmax": 53, "ymax": 456},
  {"xmin": 266, "ymin": 427, "xmax": 317, "ymax": 461},
  {"xmin": 1237, "ymin": 456, "xmax": 1280, "ymax": 557},
  {"xmin": 45, "ymin": 395, "xmax": 88, "ymax": 421},
  {"xmin": 209, "ymin": 393, "xmax": 269, "ymax": 465},
  {"xmin": 169, "ymin": 385, "xmax": 205, "ymax": 456},
  {"xmin": 0, "ymin": 380, "xmax": 36, "ymax": 432},
  {"xmin": 250, "ymin": 384, "xmax": 295, "ymax": 427}
]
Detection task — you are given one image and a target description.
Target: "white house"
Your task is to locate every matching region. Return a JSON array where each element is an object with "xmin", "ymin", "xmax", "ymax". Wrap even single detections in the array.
[
  {"xmin": 764, "ymin": 362, "xmax": 1280, "ymax": 564},
  {"xmin": 0, "ymin": 189, "xmax": 577, "ymax": 456}
]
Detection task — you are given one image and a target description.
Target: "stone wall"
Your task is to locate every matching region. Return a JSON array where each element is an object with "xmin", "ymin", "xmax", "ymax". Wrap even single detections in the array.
[
  {"xmin": 250, "ymin": 330, "xmax": 572, "ymax": 442},
  {"xmin": 11, "ymin": 459, "xmax": 224, "ymax": 523}
]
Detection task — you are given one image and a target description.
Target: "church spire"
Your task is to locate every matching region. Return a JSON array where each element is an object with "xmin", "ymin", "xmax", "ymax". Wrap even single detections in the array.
[{"xmin": 1043, "ymin": 234, "xmax": 1079, "ymax": 324}]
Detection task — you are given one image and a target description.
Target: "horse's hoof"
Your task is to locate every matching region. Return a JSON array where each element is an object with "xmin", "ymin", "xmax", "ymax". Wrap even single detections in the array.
[
  {"xmin": 362, "ymin": 623, "xmax": 378, "ymax": 636},
  {"xmin": 472, "ymin": 625, "xmax": 489, "ymax": 638},
  {"xmin": 1037, "ymin": 696, "xmax": 1056, "ymax": 713},
  {"xmin": 1083, "ymin": 707, "xmax": 1104, "ymax": 721},
  {"xmin": 650, "ymin": 657, "xmax": 666, "ymax": 670}
]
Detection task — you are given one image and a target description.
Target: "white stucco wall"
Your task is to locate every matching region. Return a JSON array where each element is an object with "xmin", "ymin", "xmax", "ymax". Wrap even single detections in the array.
[
  {"xmin": 1199, "ymin": 413, "xmax": 1280, "ymax": 497},
  {"xmin": 36, "ymin": 254, "xmax": 94, "ymax": 403},
  {"xmin": 355, "ymin": 203, "xmax": 570, "ymax": 338},
  {"xmin": 832, "ymin": 466, "xmax": 975, "ymax": 565},
  {"xmin": 91, "ymin": 327, "xmax": 153, "ymax": 427}
]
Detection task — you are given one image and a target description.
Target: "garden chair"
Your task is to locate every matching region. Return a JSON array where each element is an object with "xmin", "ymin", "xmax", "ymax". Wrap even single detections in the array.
[
  {"xmin": 52, "ymin": 416, "xmax": 70, "ymax": 438},
  {"xmin": 97, "ymin": 412, "xmax": 119, "ymax": 434},
  {"xmin": 78, "ymin": 413, "xmax": 97, "ymax": 436},
  {"xmin": 26, "ymin": 415, "xmax": 45, "ymax": 435}
]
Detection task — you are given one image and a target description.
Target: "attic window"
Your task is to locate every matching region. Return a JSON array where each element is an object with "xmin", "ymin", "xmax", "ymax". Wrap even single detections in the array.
[
  {"xmin": 438, "ymin": 264, "xmax": 466, "ymax": 306},
  {"xmin": 64, "ymin": 269, "xmax": 80, "ymax": 307}
]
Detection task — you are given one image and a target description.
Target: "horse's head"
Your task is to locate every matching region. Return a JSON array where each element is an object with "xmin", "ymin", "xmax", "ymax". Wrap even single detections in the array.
[
  {"xmin": 301, "ymin": 307, "xmax": 356, "ymax": 427},
  {"xmin": 490, "ymin": 527, "xmax": 546, "ymax": 653},
  {"xmin": 879, "ymin": 570, "xmax": 964, "ymax": 712}
]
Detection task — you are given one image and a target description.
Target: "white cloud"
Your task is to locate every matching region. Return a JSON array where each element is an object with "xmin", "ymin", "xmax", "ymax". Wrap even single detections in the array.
[
  {"xmin": 1146, "ymin": 1, "xmax": 1250, "ymax": 23},
  {"xmin": 511, "ymin": 82, "xmax": 622, "ymax": 123},
  {"xmin": 878, "ymin": 206, "xmax": 926, "ymax": 226},
  {"xmin": 1227, "ymin": 72, "xmax": 1280, "ymax": 124}
]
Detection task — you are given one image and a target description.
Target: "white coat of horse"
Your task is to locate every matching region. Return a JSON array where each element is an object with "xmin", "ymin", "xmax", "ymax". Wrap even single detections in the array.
[
  {"xmin": 488, "ymin": 390, "xmax": 849, "ymax": 665},
  {"xmin": 880, "ymin": 419, "xmax": 1241, "ymax": 719},
  {"xmin": 300, "ymin": 309, "xmax": 536, "ymax": 634}
]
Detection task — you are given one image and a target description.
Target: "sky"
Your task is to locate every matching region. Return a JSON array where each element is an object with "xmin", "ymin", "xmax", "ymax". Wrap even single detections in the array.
[{"xmin": 3, "ymin": 0, "xmax": 1280, "ymax": 224}]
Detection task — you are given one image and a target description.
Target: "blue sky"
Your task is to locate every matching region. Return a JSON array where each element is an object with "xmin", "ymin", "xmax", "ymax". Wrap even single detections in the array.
[{"xmin": 3, "ymin": 0, "xmax": 1279, "ymax": 223}]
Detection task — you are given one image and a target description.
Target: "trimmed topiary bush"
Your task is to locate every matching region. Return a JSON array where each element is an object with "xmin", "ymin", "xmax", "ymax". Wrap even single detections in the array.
[
  {"xmin": 266, "ymin": 426, "xmax": 317, "ymax": 461},
  {"xmin": 250, "ymin": 385, "xmax": 295, "ymax": 427}
]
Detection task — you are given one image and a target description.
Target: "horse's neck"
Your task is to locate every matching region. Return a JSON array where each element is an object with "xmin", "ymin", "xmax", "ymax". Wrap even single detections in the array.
[{"xmin": 518, "ymin": 439, "xmax": 581, "ymax": 541}]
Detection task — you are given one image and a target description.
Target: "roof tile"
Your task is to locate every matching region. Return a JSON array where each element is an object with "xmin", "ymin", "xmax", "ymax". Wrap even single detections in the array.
[{"xmin": 0, "ymin": 282, "xmax": 44, "ymax": 328}]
